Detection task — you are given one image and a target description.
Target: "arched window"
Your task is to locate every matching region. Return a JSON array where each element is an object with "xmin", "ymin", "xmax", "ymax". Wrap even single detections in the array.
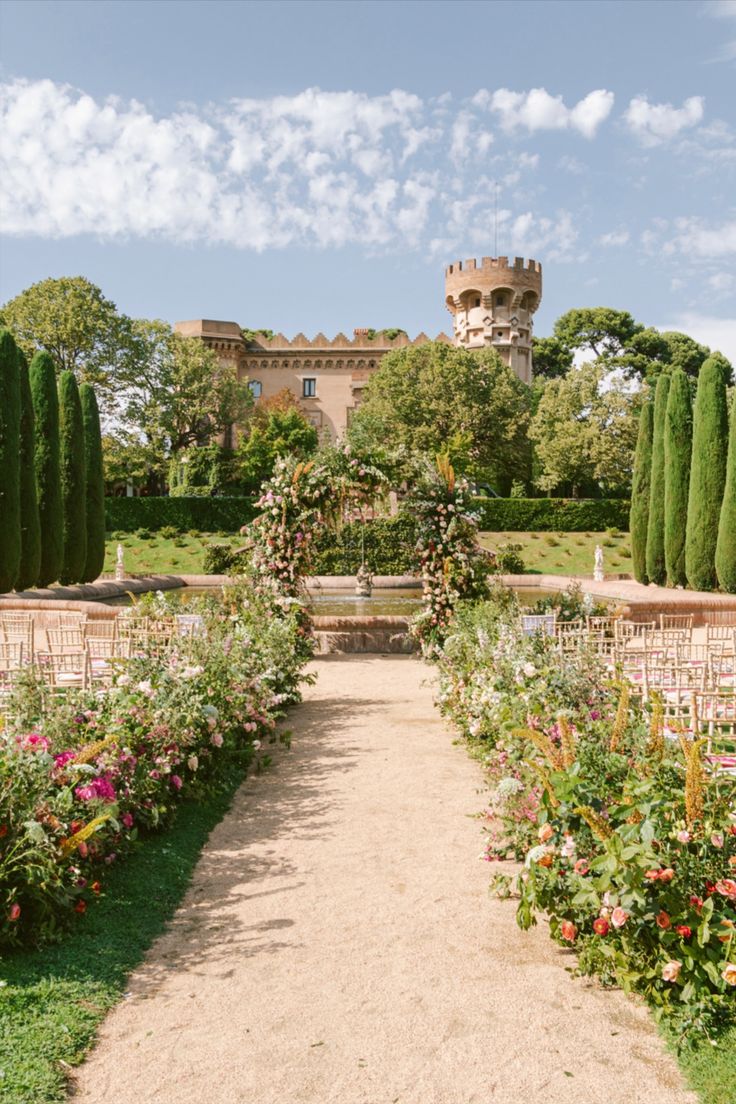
[{"xmin": 248, "ymin": 380, "xmax": 263, "ymax": 398}]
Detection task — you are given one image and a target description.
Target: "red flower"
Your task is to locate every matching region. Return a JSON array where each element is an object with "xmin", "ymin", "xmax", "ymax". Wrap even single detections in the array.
[
  {"xmin": 74, "ymin": 900, "xmax": 87, "ymax": 914},
  {"xmin": 644, "ymin": 869, "xmax": 661, "ymax": 881},
  {"xmin": 689, "ymin": 894, "xmax": 703, "ymax": 912},
  {"xmin": 0, "ymin": 825, "xmax": 8, "ymax": 838},
  {"xmin": 675, "ymin": 925, "xmax": 692, "ymax": 939},
  {"xmin": 90, "ymin": 881, "xmax": 102, "ymax": 896},
  {"xmin": 656, "ymin": 911, "xmax": 671, "ymax": 929},
  {"xmin": 8, "ymin": 903, "xmax": 21, "ymax": 921},
  {"xmin": 658, "ymin": 868, "xmax": 675, "ymax": 883},
  {"xmin": 593, "ymin": 917, "xmax": 609, "ymax": 936}
]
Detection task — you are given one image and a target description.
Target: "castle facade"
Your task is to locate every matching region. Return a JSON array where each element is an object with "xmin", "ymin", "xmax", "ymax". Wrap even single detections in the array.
[{"xmin": 175, "ymin": 255, "xmax": 542, "ymax": 442}]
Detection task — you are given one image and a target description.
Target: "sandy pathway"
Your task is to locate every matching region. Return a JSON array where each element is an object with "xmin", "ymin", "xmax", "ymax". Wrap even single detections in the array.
[{"xmin": 72, "ymin": 656, "xmax": 695, "ymax": 1104}]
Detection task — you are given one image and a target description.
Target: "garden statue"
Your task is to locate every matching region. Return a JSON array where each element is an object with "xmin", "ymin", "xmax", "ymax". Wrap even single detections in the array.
[
  {"xmin": 115, "ymin": 543, "xmax": 126, "ymax": 582},
  {"xmin": 594, "ymin": 544, "xmax": 604, "ymax": 582},
  {"xmin": 355, "ymin": 562, "xmax": 373, "ymax": 597}
]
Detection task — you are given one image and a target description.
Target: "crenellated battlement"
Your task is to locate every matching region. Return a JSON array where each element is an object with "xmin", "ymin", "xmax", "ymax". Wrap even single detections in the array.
[{"xmin": 445, "ymin": 256, "xmax": 541, "ymax": 277}]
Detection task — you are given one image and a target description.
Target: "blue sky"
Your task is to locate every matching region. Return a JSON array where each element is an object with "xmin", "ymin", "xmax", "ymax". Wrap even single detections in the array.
[{"xmin": 1, "ymin": 0, "xmax": 734, "ymax": 357}]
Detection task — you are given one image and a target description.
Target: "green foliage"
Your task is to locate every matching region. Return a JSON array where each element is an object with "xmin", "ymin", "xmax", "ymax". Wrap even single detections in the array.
[
  {"xmin": 240, "ymin": 327, "xmax": 275, "ymax": 344},
  {"xmin": 29, "ymin": 352, "xmax": 63, "ymax": 588},
  {"xmin": 311, "ymin": 515, "xmax": 418, "ymax": 575},
  {"xmin": 530, "ymin": 335, "xmax": 574, "ymax": 379},
  {"xmin": 363, "ymin": 327, "xmax": 408, "ymax": 341},
  {"xmin": 0, "ymin": 329, "xmax": 21, "ymax": 592},
  {"xmin": 664, "ymin": 369, "xmax": 693, "ymax": 588},
  {"xmin": 686, "ymin": 357, "xmax": 730, "ymax": 592},
  {"xmin": 553, "ymin": 307, "xmax": 642, "ymax": 359},
  {"xmin": 237, "ymin": 405, "xmax": 318, "ymax": 494},
  {"xmin": 715, "ymin": 390, "xmax": 736, "ymax": 593},
  {"xmin": 629, "ymin": 400, "xmax": 654, "ymax": 584},
  {"xmin": 16, "ymin": 350, "xmax": 41, "ymax": 591},
  {"xmin": 645, "ymin": 374, "xmax": 670, "ymax": 585},
  {"xmin": 473, "ymin": 497, "xmax": 630, "ymax": 532},
  {"xmin": 57, "ymin": 371, "xmax": 87, "ymax": 585},
  {"xmin": 530, "ymin": 362, "xmax": 639, "ymax": 496},
  {"xmin": 348, "ymin": 341, "xmax": 531, "ymax": 489},
  {"xmin": 104, "ymin": 496, "xmax": 258, "ymax": 533},
  {"xmin": 202, "ymin": 542, "xmax": 246, "ymax": 575},
  {"xmin": 0, "ymin": 276, "xmax": 136, "ymax": 401},
  {"xmin": 79, "ymin": 385, "xmax": 105, "ymax": 583}
]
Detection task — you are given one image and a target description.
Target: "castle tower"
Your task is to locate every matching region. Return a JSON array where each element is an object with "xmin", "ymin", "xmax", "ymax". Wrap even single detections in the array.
[{"xmin": 444, "ymin": 256, "xmax": 542, "ymax": 384}]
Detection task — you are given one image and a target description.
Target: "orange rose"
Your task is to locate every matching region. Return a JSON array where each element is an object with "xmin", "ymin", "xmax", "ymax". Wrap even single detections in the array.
[
  {"xmin": 538, "ymin": 852, "xmax": 554, "ymax": 868},
  {"xmin": 661, "ymin": 960, "xmax": 682, "ymax": 982},
  {"xmin": 656, "ymin": 911, "xmax": 671, "ymax": 929},
  {"xmin": 560, "ymin": 920, "xmax": 577, "ymax": 942},
  {"xmin": 538, "ymin": 823, "xmax": 554, "ymax": 843},
  {"xmin": 722, "ymin": 964, "xmax": 736, "ymax": 986}
]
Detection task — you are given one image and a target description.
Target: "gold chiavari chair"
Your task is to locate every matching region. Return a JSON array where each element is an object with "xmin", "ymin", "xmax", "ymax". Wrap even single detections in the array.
[
  {"xmin": 36, "ymin": 650, "xmax": 90, "ymax": 692},
  {"xmin": 0, "ymin": 612, "xmax": 34, "ymax": 654},
  {"xmin": 83, "ymin": 618, "xmax": 118, "ymax": 641},
  {"xmin": 46, "ymin": 627, "xmax": 85, "ymax": 654},
  {"xmin": 660, "ymin": 613, "xmax": 694, "ymax": 632}
]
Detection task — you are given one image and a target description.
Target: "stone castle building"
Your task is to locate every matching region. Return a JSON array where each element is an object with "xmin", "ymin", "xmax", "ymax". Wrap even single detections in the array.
[{"xmin": 175, "ymin": 255, "xmax": 542, "ymax": 442}]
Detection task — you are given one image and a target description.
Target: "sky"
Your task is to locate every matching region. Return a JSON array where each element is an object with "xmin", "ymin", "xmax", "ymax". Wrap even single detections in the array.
[{"xmin": 0, "ymin": 0, "xmax": 735, "ymax": 358}]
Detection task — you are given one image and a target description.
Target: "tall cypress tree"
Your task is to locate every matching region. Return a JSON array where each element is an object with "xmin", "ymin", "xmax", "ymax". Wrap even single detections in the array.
[
  {"xmin": 0, "ymin": 329, "xmax": 21, "ymax": 593},
  {"xmin": 645, "ymin": 373, "xmax": 670, "ymax": 586},
  {"xmin": 715, "ymin": 389, "xmax": 736, "ymax": 593},
  {"xmin": 664, "ymin": 369, "xmax": 693, "ymax": 588},
  {"xmin": 30, "ymin": 352, "xmax": 63, "ymax": 587},
  {"xmin": 629, "ymin": 399, "xmax": 654, "ymax": 585},
  {"xmin": 16, "ymin": 349, "xmax": 42, "ymax": 590},
  {"xmin": 79, "ymin": 383, "xmax": 106, "ymax": 583},
  {"xmin": 58, "ymin": 371, "xmax": 87, "ymax": 585},
  {"xmin": 685, "ymin": 356, "xmax": 729, "ymax": 591}
]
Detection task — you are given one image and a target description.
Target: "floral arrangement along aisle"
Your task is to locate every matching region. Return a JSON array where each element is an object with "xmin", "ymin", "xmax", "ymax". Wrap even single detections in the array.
[
  {"xmin": 409, "ymin": 455, "xmax": 492, "ymax": 656},
  {"xmin": 0, "ymin": 585, "xmax": 308, "ymax": 947},
  {"xmin": 434, "ymin": 592, "xmax": 736, "ymax": 1037}
]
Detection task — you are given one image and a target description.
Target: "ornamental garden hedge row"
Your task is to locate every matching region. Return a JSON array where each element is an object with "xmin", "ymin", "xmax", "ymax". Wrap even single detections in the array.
[
  {"xmin": 105, "ymin": 496, "xmax": 260, "ymax": 534},
  {"xmin": 472, "ymin": 497, "xmax": 630, "ymax": 533}
]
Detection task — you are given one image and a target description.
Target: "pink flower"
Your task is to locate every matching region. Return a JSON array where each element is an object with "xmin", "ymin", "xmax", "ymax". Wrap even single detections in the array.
[
  {"xmin": 715, "ymin": 878, "xmax": 736, "ymax": 900},
  {"xmin": 593, "ymin": 917, "xmax": 609, "ymax": 936},
  {"xmin": 676, "ymin": 830, "xmax": 691, "ymax": 844},
  {"xmin": 210, "ymin": 732, "xmax": 224, "ymax": 748},
  {"xmin": 574, "ymin": 859, "xmax": 590, "ymax": 876},
  {"xmin": 711, "ymin": 833, "xmax": 725, "ymax": 849},
  {"xmin": 611, "ymin": 907, "xmax": 628, "ymax": 929},
  {"xmin": 538, "ymin": 823, "xmax": 554, "ymax": 843},
  {"xmin": 662, "ymin": 961, "xmax": 682, "ymax": 983},
  {"xmin": 121, "ymin": 812, "xmax": 134, "ymax": 829},
  {"xmin": 75, "ymin": 775, "xmax": 116, "ymax": 803},
  {"xmin": 722, "ymin": 964, "xmax": 736, "ymax": 986},
  {"xmin": 8, "ymin": 903, "xmax": 21, "ymax": 921},
  {"xmin": 22, "ymin": 733, "xmax": 51, "ymax": 753},
  {"xmin": 54, "ymin": 750, "xmax": 77, "ymax": 769},
  {"xmin": 170, "ymin": 774, "xmax": 183, "ymax": 791}
]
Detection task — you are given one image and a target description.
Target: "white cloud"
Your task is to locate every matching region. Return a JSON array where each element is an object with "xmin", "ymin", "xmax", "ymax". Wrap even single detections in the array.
[
  {"xmin": 598, "ymin": 229, "xmax": 630, "ymax": 247},
  {"xmin": 624, "ymin": 95, "xmax": 705, "ymax": 146},
  {"xmin": 664, "ymin": 216, "xmax": 736, "ymax": 257},
  {"xmin": 657, "ymin": 312, "xmax": 736, "ymax": 363},
  {"xmin": 485, "ymin": 87, "xmax": 614, "ymax": 138}
]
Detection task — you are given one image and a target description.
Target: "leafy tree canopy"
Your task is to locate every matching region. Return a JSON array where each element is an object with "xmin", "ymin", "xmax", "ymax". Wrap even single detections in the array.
[
  {"xmin": 0, "ymin": 276, "xmax": 136, "ymax": 400},
  {"xmin": 237, "ymin": 388, "xmax": 318, "ymax": 494},
  {"xmin": 529, "ymin": 362, "xmax": 640, "ymax": 497},
  {"xmin": 553, "ymin": 307, "xmax": 643, "ymax": 359},
  {"xmin": 347, "ymin": 341, "xmax": 531, "ymax": 488},
  {"xmin": 530, "ymin": 335, "xmax": 574, "ymax": 380}
]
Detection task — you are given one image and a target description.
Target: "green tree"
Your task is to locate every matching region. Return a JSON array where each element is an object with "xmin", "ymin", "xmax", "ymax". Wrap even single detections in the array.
[
  {"xmin": 529, "ymin": 363, "xmax": 638, "ymax": 496},
  {"xmin": 629, "ymin": 399, "xmax": 654, "ymax": 584},
  {"xmin": 645, "ymin": 373, "xmax": 670, "ymax": 586},
  {"xmin": 30, "ymin": 352, "xmax": 63, "ymax": 587},
  {"xmin": 348, "ymin": 342, "xmax": 531, "ymax": 490},
  {"xmin": 685, "ymin": 357, "xmax": 730, "ymax": 591},
  {"xmin": 80, "ymin": 384, "xmax": 106, "ymax": 583},
  {"xmin": 553, "ymin": 308, "xmax": 643, "ymax": 359},
  {"xmin": 530, "ymin": 335, "xmax": 574, "ymax": 379},
  {"xmin": 111, "ymin": 321, "xmax": 253, "ymax": 487},
  {"xmin": 0, "ymin": 329, "xmax": 21, "ymax": 593},
  {"xmin": 0, "ymin": 276, "xmax": 136, "ymax": 402},
  {"xmin": 237, "ymin": 392, "xmax": 319, "ymax": 493},
  {"xmin": 58, "ymin": 371, "xmax": 87, "ymax": 585},
  {"xmin": 16, "ymin": 349, "xmax": 41, "ymax": 591},
  {"xmin": 663, "ymin": 369, "xmax": 693, "ymax": 588},
  {"xmin": 715, "ymin": 389, "xmax": 736, "ymax": 593}
]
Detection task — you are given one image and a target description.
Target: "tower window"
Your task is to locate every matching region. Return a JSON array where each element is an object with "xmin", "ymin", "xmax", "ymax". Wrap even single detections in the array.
[
  {"xmin": 248, "ymin": 380, "xmax": 263, "ymax": 398},
  {"xmin": 303, "ymin": 378, "xmax": 317, "ymax": 398},
  {"xmin": 474, "ymin": 297, "xmax": 481, "ymax": 307}
]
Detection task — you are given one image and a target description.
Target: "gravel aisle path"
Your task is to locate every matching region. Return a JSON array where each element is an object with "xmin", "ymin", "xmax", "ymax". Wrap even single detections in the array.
[{"xmin": 72, "ymin": 655, "xmax": 695, "ymax": 1104}]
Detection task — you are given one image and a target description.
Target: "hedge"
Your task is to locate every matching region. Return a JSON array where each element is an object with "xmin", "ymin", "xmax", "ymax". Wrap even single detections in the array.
[
  {"xmin": 663, "ymin": 368, "xmax": 692, "ymax": 588},
  {"xmin": 472, "ymin": 497, "xmax": 630, "ymax": 533},
  {"xmin": 685, "ymin": 356, "xmax": 729, "ymax": 592},
  {"xmin": 58, "ymin": 371, "xmax": 87, "ymax": 585},
  {"xmin": 30, "ymin": 351, "xmax": 63, "ymax": 588},
  {"xmin": 0, "ymin": 329, "xmax": 21, "ymax": 593},
  {"xmin": 105, "ymin": 496, "xmax": 259, "ymax": 533},
  {"xmin": 645, "ymin": 373, "xmax": 670, "ymax": 586},
  {"xmin": 311, "ymin": 515, "xmax": 418, "ymax": 575},
  {"xmin": 629, "ymin": 400, "xmax": 654, "ymax": 584},
  {"xmin": 715, "ymin": 388, "xmax": 736, "ymax": 593},
  {"xmin": 16, "ymin": 350, "xmax": 41, "ymax": 591},
  {"xmin": 80, "ymin": 384, "xmax": 106, "ymax": 583}
]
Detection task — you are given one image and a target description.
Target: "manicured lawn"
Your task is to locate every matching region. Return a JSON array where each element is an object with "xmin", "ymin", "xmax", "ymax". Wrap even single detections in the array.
[
  {"xmin": 103, "ymin": 532, "xmax": 242, "ymax": 575},
  {"xmin": 479, "ymin": 529, "xmax": 633, "ymax": 576},
  {"xmin": 0, "ymin": 768, "xmax": 247, "ymax": 1104},
  {"xmin": 670, "ymin": 1025, "xmax": 736, "ymax": 1104}
]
